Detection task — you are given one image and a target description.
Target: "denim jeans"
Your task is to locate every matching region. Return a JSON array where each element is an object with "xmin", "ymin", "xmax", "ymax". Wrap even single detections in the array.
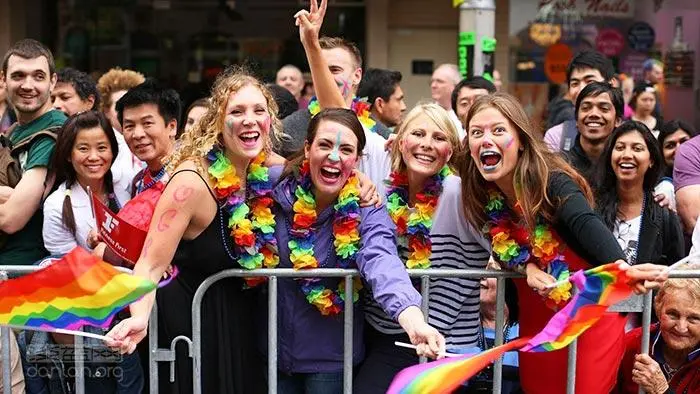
[{"xmin": 277, "ymin": 371, "xmax": 343, "ymax": 394}]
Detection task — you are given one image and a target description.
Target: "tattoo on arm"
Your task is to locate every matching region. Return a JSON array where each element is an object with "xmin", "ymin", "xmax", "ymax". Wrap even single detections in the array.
[
  {"xmin": 173, "ymin": 186, "xmax": 194, "ymax": 203},
  {"xmin": 141, "ymin": 237, "xmax": 153, "ymax": 258},
  {"xmin": 156, "ymin": 209, "xmax": 178, "ymax": 232}
]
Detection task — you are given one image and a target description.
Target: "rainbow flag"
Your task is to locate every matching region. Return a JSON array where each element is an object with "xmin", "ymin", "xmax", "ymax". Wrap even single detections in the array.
[
  {"xmin": 521, "ymin": 263, "xmax": 633, "ymax": 352},
  {"xmin": 387, "ymin": 337, "xmax": 530, "ymax": 394},
  {"xmin": 0, "ymin": 247, "xmax": 156, "ymax": 330}
]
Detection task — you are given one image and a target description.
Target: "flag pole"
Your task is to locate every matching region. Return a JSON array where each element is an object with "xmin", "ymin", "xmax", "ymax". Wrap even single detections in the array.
[
  {"xmin": 394, "ymin": 341, "xmax": 462, "ymax": 358},
  {"xmin": 2, "ymin": 324, "xmax": 110, "ymax": 341}
]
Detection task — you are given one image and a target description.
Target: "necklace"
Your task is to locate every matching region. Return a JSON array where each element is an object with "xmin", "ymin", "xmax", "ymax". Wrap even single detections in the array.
[
  {"xmin": 288, "ymin": 160, "xmax": 362, "ymax": 315},
  {"xmin": 484, "ymin": 185, "xmax": 577, "ymax": 309},
  {"xmin": 206, "ymin": 146, "xmax": 278, "ymax": 287},
  {"xmin": 308, "ymin": 96, "xmax": 378, "ymax": 134},
  {"xmin": 385, "ymin": 166, "xmax": 450, "ymax": 269},
  {"xmin": 136, "ymin": 166, "xmax": 167, "ymax": 194}
]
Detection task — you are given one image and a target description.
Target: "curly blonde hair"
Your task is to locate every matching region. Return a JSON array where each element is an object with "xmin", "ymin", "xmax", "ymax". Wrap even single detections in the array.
[
  {"xmin": 390, "ymin": 102, "xmax": 461, "ymax": 173},
  {"xmin": 166, "ymin": 66, "xmax": 282, "ymax": 172},
  {"xmin": 654, "ymin": 264, "xmax": 700, "ymax": 314},
  {"xmin": 96, "ymin": 68, "xmax": 145, "ymax": 112}
]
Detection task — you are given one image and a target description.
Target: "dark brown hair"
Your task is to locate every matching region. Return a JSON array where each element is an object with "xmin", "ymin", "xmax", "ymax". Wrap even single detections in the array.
[
  {"xmin": 281, "ymin": 108, "xmax": 366, "ymax": 180},
  {"xmin": 460, "ymin": 93, "xmax": 593, "ymax": 232},
  {"xmin": 2, "ymin": 39, "xmax": 55, "ymax": 75},
  {"xmin": 50, "ymin": 111, "xmax": 119, "ymax": 236}
]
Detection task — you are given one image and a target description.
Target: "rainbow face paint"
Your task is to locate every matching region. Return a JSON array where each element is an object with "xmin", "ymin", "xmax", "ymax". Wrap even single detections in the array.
[
  {"xmin": 225, "ymin": 117, "xmax": 235, "ymax": 129},
  {"xmin": 336, "ymin": 79, "xmax": 351, "ymax": 98},
  {"xmin": 329, "ymin": 131, "xmax": 341, "ymax": 162},
  {"xmin": 504, "ymin": 134, "xmax": 514, "ymax": 149}
]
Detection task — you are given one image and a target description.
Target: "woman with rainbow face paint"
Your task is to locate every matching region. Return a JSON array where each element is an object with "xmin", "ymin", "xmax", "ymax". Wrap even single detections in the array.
[
  {"xmin": 267, "ymin": 107, "xmax": 444, "ymax": 393},
  {"xmin": 104, "ymin": 67, "xmax": 287, "ymax": 394},
  {"xmin": 354, "ymin": 102, "xmax": 496, "ymax": 393},
  {"xmin": 459, "ymin": 93, "xmax": 669, "ymax": 394}
]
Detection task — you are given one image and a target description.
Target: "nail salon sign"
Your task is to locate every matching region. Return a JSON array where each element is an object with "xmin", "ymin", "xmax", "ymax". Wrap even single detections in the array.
[{"xmin": 539, "ymin": 0, "xmax": 635, "ymax": 19}]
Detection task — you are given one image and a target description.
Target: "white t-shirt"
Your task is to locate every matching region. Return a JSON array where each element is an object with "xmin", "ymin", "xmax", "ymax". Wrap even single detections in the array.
[
  {"xmin": 42, "ymin": 181, "xmax": 131, "ymax": 255},
  {"xmin": 112, "ymin": 129, "xmax": 144, "ymax": 194},
  {"xmin": 358, "ymin": 126, "xmax": 391, "ymax": 197},
  {"xmin": 613, "ymin": 215, "xmax": 642, "ymax": 264}
]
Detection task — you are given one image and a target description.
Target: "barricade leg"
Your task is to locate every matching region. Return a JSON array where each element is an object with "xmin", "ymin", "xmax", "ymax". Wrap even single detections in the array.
[
  {"xmin": 149, "ymin": 302, "xmax": 160, "ymax": 394},
  {"xmin": 566, "ymin": 339, "xmax": 577, "ymax": 394},
  {"xmin": 343, "ymin": 275, "xmax": 354, "ymax": 394},
  {"xmin": 268, "ymin": 276, "xmax": 278, "ymax": 394},
  {"xmin": 638, "ymin": 291, "xmax": 654, "ymax": 394},
  {"xmin": 492, "ymin": 277, "xmax": 506, "ymax": 394},
  {"xmin": 1, "ymin": 271, "xmax": 11, "ymax": 394}
]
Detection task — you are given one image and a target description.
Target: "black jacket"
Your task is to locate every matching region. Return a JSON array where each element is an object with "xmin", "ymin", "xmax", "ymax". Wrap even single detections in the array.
[
  {"xmin": 636, "ymin": 194, "xmax": 685, "ymax": 266},
  {"xmin": 546, "ymin": 95, "xmax": 575, "ymax": 130}
]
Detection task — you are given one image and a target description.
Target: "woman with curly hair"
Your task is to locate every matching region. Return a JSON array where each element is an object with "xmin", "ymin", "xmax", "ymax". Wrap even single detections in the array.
[{"xmin": 105, "ymin": 66, "xmax": 286, "ymax": 393}]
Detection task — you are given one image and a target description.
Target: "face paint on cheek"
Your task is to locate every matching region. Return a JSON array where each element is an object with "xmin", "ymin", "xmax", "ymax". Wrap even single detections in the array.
[
  {"xmin": 329, "ymin": 132, "xmax": 341, "ymax": 162},
  {"xmin": 337, "ymin": 79, "xmax": 350, "ymax": 98},
  {"xmin": 225, "ymin": 117, "xmax": 235, "ymax": 130},
  {"xmin": 260, "ymin": 114, "xmax": 271, "ymax": 133},
  {"xmin": 504, "ymin": 134, "xmax": 514, "ymax": 149}
]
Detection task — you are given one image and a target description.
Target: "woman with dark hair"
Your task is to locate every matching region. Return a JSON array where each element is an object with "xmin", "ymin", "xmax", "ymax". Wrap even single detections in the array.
[
  {"xmin": 459, "ymin": 93, "xmax": 668, "ymax": 393},
  {"xmin": 39, "ymin": 110, "xmax": 142, "ymax": 393},
  {"xmin": 182, "ymin": 97, "xmax": 209, "ymax": 136},
  {"xmin": 42, "ymin": 110, "xmax": 130, "ymax": 254},
  {"xmin": 630, "ymin": 83, "xmax": 662, "ymax": 138},
  {"xmin": 657, "ymin": 119, "xmax": 697, "ymax": 179},
  {"xmin": 268, "ymin": 108, "xmax": 443, "ymax": 393},
  {"xmin": 595, "ymin": 120, "xmax": 684, "ymax": 268}
]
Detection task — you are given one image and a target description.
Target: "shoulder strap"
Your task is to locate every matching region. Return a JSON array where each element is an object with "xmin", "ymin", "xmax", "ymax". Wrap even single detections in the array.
[
  {"xmin": 10, "ymin": 125, "xmax": 60, "ymax": 154},
  {"xmin": 168, "ymin": 169, "xmax": 218, "ymax": 202},
  {"xmin": 560, "ymin": 120, "xmax": 578, "ymax": 152}
]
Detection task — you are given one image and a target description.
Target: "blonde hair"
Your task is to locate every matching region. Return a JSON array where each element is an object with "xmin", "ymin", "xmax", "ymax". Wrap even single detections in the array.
[
  {"xmin": 459, "ymin": 93, "xmax": 593, "ymax": 232},
  {"xmin": 166, "ymin": 66, "xmax": 281, "ymax": 172},
  {"xmin": 390, "ymin": 102, "xmax": 461, "ymax": 173},
  {"xmin": 655, "ymin": 264, "xmax": 700, "ymax": 313},
  {"xmin": 96, "ymin": 68, "xmax": 145, "ymax": 112}
]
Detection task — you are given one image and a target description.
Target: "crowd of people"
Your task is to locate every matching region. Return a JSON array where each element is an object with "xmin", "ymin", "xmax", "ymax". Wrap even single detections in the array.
[{"xmin": 0, "ymin": 1, "xmax": 698, "ymax": 394}]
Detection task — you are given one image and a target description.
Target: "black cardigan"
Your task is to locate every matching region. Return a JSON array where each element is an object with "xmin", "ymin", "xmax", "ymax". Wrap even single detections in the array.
[
  {"xmin": 547, "ymin": 172, "xmax": 626, "ymax": 266},
  {"xmin": 635, "ymin": 193, "xmax": 685, "ymax": 266}
]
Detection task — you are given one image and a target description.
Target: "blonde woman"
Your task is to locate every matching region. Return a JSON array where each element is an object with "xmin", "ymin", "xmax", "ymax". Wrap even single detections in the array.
[
  {"xmin": 355, "ymin": 103, "xmax": 491, "ymax": 393},
  {"xmin": 106, "ymin": 67, "xmax": 285, "ymax": 394}
]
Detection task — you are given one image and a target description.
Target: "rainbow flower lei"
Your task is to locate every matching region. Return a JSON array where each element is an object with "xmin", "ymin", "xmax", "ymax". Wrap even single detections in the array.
[
  {"xmin": 385, "ymin": 166, "xmax": 451, "ymax": 269},
  {"xmin": 207, "ymin": 147, "xmax": 279, "ymax": 287},
  {"xmin": 288, "ymin": 160, "xmax": 362, "ymax": 315},
  {"xmin": 484, "ymin": 186, "xmax": 572, "ymax": 309},
  {"xmin": 308, "ymin": 96, "xmax": 378, "ymax": 134}
]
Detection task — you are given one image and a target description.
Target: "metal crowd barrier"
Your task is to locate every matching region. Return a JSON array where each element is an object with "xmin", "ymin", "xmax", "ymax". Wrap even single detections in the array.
[{"xmin": 1, "ymin": 266, "xmax": 699, "ymax": 394}]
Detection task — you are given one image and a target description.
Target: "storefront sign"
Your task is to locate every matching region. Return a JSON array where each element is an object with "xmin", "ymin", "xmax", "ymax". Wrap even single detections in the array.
[
  {"xmin": 665, "ymin": 50, "xmax": 695, "ymax": 88},
  {"xmin": 538, "ymin": 0, "xmax": 634, "ymax": 19},
  {"xmin": 458, "ymin": 32, "xmax": 476, "ymax": 78},
  {"xmin": 627, "ymin": 22, "xmax": 656, "ymax": 52},
  {"xmin": 544, "ymin": 43, "xmax": 573, "ymax": 84},
  {"xmin": 596, "ymin": 28, "xmax": 625, "ymax": 56}
]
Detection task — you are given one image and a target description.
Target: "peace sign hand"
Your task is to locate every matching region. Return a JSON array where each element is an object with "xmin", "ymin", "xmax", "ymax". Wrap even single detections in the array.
[{"xmin": 294, "ymin": 0, "xmax": 327, "ymax": 47}]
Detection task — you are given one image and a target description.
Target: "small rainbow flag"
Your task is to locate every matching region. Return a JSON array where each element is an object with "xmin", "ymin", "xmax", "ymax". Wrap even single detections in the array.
[
  {"xmin": 0, "ymin": 247, "xmax": 156, "ymax": 331},
  {"xmin": 387, "ymin": 337, "xmax": 530, "ymax": 394},
  {"xmin": 521, "ymin": 263, "xmax": 633, "ymax": 352}
]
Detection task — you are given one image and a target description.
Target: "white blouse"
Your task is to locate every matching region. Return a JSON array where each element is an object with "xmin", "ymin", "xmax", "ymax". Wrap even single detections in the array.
[{"xmin": 42, "ymin": 181, "xmax": 131, "ymax": 255}]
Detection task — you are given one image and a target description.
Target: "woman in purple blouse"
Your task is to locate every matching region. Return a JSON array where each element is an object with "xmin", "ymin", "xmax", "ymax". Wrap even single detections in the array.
[{"xmin": 266, "ymin": 108, "xmax": 444, "ymax": 394}]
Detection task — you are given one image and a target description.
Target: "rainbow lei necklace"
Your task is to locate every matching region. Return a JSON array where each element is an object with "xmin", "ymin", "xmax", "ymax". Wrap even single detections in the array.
[
  {"xmin": 288, "ymin": 160, "xmax": 362, "ymax": 315},
  {"xmin": 484, "ymin": 186, "xmax": 572, "ymax": 309},
  {"xmin": 385, "ymin": 167, "xmax": 451, "ymax": 269},
  {"xmin": 207, "ymin": 147, "xmax": 279, "ymax": 286},
  {"xmin": 308, "ymin": 96, "xmax": 377, "ymax": 134}
]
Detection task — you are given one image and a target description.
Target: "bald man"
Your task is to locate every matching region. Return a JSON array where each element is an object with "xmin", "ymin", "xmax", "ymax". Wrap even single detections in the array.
[
  {"xmin": 431, "ymin": 63, "xmax": 463, "ymax": 134},
  {"xmin": 276, "ymin": 64, "xmax": 305, "ymax": 100}
]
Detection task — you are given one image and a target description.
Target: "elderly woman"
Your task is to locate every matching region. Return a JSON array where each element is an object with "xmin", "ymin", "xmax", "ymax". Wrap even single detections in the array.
[{"xmin": 617, "ymin": 265, "xmax": 700, "ymax": 394}]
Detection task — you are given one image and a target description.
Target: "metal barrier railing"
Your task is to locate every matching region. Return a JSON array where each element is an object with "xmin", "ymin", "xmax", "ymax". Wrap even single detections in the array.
[{"xmin": 1, "ymin": 266, "xmax": 699, "ymax": 394}]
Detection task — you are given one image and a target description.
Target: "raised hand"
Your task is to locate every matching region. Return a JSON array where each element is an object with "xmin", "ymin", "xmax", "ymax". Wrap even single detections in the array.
[{"xmin": 294, "ymin": 0, "xmax": 327, "ymax": 47}]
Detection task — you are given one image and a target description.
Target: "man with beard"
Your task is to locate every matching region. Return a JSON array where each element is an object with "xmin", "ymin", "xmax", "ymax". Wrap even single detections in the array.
[
  {"xmin": 0, "ymin": 39, "xmax": 66, "ymax": 265},
  {"xmin": 564, "ymin": 82, "xmax": 623, "ymax": 183}
]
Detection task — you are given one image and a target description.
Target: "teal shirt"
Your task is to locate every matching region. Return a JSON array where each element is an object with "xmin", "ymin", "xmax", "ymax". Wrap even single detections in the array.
[{"xmin": 1, "ymin": 110, "xmax": 67, "ymax": 265}]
